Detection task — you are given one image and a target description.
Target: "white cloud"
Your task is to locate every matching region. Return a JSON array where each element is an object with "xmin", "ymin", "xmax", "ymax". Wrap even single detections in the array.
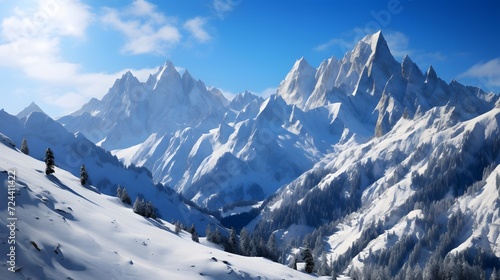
[
  {"xmin": 127, "ymin": 0, "xmax": 164, "ymax": 22},
  {"xmin": 384, "ymin": 31, "xmax": 410, "ymax": 58},
  {"xmin": 101, "ymin": 1, "xmax": 181, "ymax": 55},
  {"xmin": 257, "ymin": 87, "xmax": 278, "ymax": 99},
  {"xmin": 212, "ymin": 0, "xmax": 241, "ymax": 19},
  {"xmin": 0, "ymin": 0, "xmax": 92, "ymax": 83},
  {"xmin": 459, "ymin": 58, "xmax": 500, "ymax": 89},
  {"xmin": 0, "ymin": 0, "xmax": 224, "ymax": 115},
  {"xmin": 314, "ymin": 38, "xmax": 352, "ymax": 53},
  {"xmin": 184, "ymin": 17, "xmax": 211, "ymax": 43},
  {"xmin": 0, "ymin": 0, "xmax": 165, "ymax": 115}
]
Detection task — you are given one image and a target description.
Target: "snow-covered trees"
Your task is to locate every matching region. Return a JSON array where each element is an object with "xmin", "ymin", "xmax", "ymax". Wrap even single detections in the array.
[
  {"xmin": 133, "ymin": 197, "xmax": 143, "ymax": 214},
  {"xmin": 302, "ymin": 247, "xmax": 314, "ymax": 274},
  {"xmin": 174, "ymin": 222, "xmax": 182, "ymax": 234},
  {"xmin": 116, "ymin": 186, "xmax": 132, "ymax": 205},
  {"xmin": 191, "ymin": 231, "xmax": 199, "ymax": 242},
  {"xmin": 239, "ymin": 228, "xmax": 250, "ymax": 254},
  {"xmin": 227, "ymin": 228, "xmax": 238, "ymax": 253},
  {"xmin": 190, "ymin": 224, "xmax": 199, "ymax": 243},
  {"xmin": 20, "ymin": 138, "xmax": 29, "ymax": 155},
  {"xmin": 80, "ymin": 164, "xmax": 89, "ymax": 185},
  {"xmin": 44, "ymin": 148, "xmax": 55, "ymax": 174},
  {"xmin": 205, "ymin": 224, "xmax": 212, "ymax": 239},
  {"xmin": 133, "ymin": 197, "xmax": 156, "ymax": 218}
]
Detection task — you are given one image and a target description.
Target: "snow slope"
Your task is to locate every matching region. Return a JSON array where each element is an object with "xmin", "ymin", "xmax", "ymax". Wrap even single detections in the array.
[
  {"xmin": 0, "ymin": 137, "xmax": 317, "ymax": 280},
  {"xmin": 0, "ymin": 109, "xmax": 221, "ymax": 235},
  {"xmin": 253, "ymin": 103, "xmax": 500, "ymax": 275}
]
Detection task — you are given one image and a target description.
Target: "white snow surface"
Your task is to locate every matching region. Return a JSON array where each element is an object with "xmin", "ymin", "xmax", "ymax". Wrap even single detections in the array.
[{"xmin": 0, "ymin": 141, "xmax": 317, "ymax": 280}]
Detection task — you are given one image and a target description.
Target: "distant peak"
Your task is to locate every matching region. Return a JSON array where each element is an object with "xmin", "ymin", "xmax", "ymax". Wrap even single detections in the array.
[
  {"xmin": 425, "ymin": 65, "xmax": 438, "ymax": 81},
  {"xmin": 401, "ymin": 54, "xmax": 423, "ymax": 80},
  {"xmin": 360, "ymin": 30, "xmax": 387, "ymax": 52},
  {"xmin": 122, "ymin": 70, "xmax": 134, "ymax": 79},
  {"xmin": 16, "ymin": 102, "xmax": 47, "ymax": 119},
  {"xmin": 292, "ymin": 56, "xmax": 313, "ymax": 71},
  {"xmin": 160, "ymin": 60, "xmax": 179, "ymax": 75},
  {"xmin": 401, "ymin": 55, "xmax": 416, "ymax": 71},
  {"xmin": 164, "ymin": 60, "xmax": 175, "ymax": 68},
  {"xmin": 402, "ymin": 54, "xmax": 412, "ymax": 63},
  {"xmin": 182, "ymin": 69, "xmax": 193, "ymax": 80}
]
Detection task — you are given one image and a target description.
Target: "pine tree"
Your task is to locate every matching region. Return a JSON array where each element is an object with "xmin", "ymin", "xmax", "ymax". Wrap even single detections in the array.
[
  {"xmin": 133, "ymin": 197, "xmax": 145, "ymax": 216},
  {"xmin": 319, "ymin": 252, "xmax": 330, "ymax": 276},
  {"xmin": 227, "ymin": 227, "xmax": 238, "ymax": 253},
  {"xmin": 20, "ymin": 138, "xmax": 29, "ymax": 155},
  {"xmin": 116, "ymin": 186, "xmax": 123, "ymax": 197},
  {"xmin": 44, "ymin": 148, "xmax": 55, "ymax": 174},
  {"xmin": 213, "ymin": 227, "xmax": 222, "ymax": 244},
  {"xmin": 175, "ymin": 221, "xmax": 182, "ymax": 234},
  {"xmin": 329, "ymin": 256, "xmax": 336, "ymax": 280},
  {"xmin": 80, "ymin": 164, "xmax": 89, "ymax": 185},
  {"xmin": 120, "ymin": 188, "xmax": 132, "ymax": 205},
  {"xmin": 239, "ymin": 228, "xmax": 250, "ymax": 256},
  {"xmin": 189, "ymin": 224, "xmax": 196, "ymax": 235},
  {"xmin": 249, "ymin": 240, "xmax": 258, "ymax": 256},
  {"xmin": 266, "ymin": 233, "xmax": 276, "ymax": 260},
  {"xmin": 191, "ymin": 231, "xmax": 199, "ymax": 243},
  {"xmin": 144, "ymin": 201, "xmax": 156, "ymax": 218},
  {"xmin": 205, "ymin": 225, "xmax": 212, "ymax": 241},
  {"xmin": 302, "ymin": 247, "xmax": 315, "ymax": 274},
  {"xmin": 491, "ymin": 267, "xmax": 499, "ymax": 280}
]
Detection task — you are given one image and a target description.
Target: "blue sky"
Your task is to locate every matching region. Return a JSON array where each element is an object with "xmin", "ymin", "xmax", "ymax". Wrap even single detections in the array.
[{"xmin": 0, "ymin": 0, "xmax": 499, "ymax": 117}]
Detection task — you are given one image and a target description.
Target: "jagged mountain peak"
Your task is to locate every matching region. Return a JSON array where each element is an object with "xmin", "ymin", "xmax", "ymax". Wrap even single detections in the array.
[
  {"xmin": 294, "ymin": 56, "xmax": 314, "ymax": 70},
  {"xmin": 153, "ymin": 60, "xmax": 181, "ymax": 88},
  {"xmin": 350, "ymin": 30, "xmax": 391, "ymax": 61},
  {"xmin": 16, "ymin": 101, "xmax": 47, "ymax": 119},
  {"xmin": 182, "ymin": 68, "xmax": 193, "ymax": 80},
  {"xmin": 401, "ymin": 54, "xmax": 424, "ymax": 81},
  {"xmin": 425, "ymin": 64, "xmax": 438, "ymax": 82},
  {"xmin": 181, "ymin": 69, "xmax": 196, "ymax": 93},
  {"xmin": 277, "ymin": 56, "xmax": 317, "ymax": 108},
  {"xmin": 360, "ymin": 30, "xmax": 384, "ymax": 52},
  {"xmin": 122, "ymin": 70, "xmax": 134, "ymax": 78}
]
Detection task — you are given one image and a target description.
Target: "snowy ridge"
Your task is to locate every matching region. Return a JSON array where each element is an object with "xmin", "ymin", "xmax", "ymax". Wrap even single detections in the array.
[
  {"xmin": 60, "ymin": 31, "xmax": 498, "ymax": 216},
  {"xmin": 2, "ymin": 29, "xmax": 500, "ymax": 278},
  {"xmin": 0, "ymin": 140, "xmax": 316, "ymax": 280},
  {"xmin": 253, "ymin": 104, "xmax": 500, "ymax": 276},
  {"xmin": 0, "ymin": 109, "xmax": 221, "ymax": 233}
]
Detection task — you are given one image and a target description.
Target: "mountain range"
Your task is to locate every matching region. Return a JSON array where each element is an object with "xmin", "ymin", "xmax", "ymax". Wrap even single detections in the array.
[{"xmin": 2, "ymin": 30, "xmax": 500, "ymax": 279}]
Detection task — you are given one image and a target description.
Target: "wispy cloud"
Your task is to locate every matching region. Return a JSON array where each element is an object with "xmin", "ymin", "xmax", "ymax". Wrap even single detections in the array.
[
  {"xmin": 314, "ymin": 38, "xmax": 352, "ymax": 53},
  {"xmin": 212, "ymin": 0, "xmax": 242, "ymax": 19},
  {"xmin": 0, "ymin": 0, "xmax": 166, "ymax": 115},
  {"xmin": 184, "ymin": 17, "xmax": 212, "ymax": 43},
  {"xmin": 459, "ymin": 58, "xmax": 500, "ymax": 90},
  {"xmin": 0, "ymin": 0, "xmax": 92, "ymax": 82},
  {"xmin": 258, "ymin": 87, "xmax": 278, "ymax": 99},
  {"xmin": 384, "ymin": 31, "xmax": 410, "ymax": 58},
  {"xmin": 101, "ymin": 1, "xmax": 181, "ymax": 55}
]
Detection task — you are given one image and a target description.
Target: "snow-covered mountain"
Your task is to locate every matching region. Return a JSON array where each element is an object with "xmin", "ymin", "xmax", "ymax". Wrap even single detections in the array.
[
  {"xmin": 60, "ymin": 61, "xmax": 228, "ymax": 150},
  {"xmin": 59, "ymin": 62, "xmax": 343, "ymax": 210},
  {"xmin": 251, "ymin": 102, "xmax": 500, "ymax": 277},
  {"xmin": 0, "ymin": 108, "xmax": 221, "ymax": 234},
  {"xmin": 60, "ymin": 31, "xmax": 497, "ymax": 216},
  {"xmin": 0, "ymin": 136, "xmax": 316, "ymax": 280},
  {"xmin": 2, "ymin": 29, "xmax": 500, "ymax": 278}
]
